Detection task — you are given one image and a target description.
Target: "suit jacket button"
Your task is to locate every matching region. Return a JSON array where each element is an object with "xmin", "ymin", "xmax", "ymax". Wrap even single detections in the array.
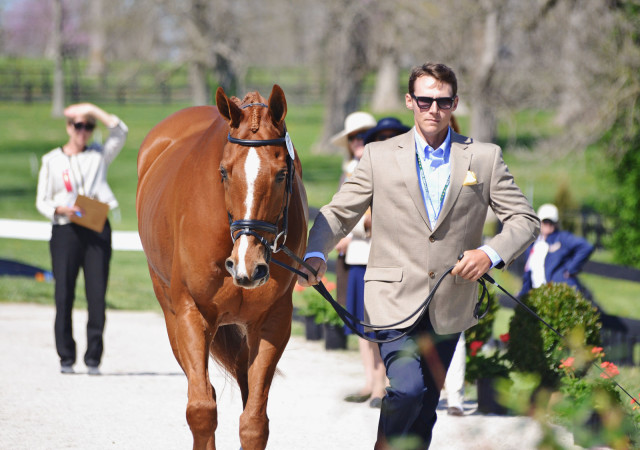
[
  {"xmin": 429, "ymin": 236, "xmax": 436, "ymax": 243},
  {"xmin": 429, "ymin": 271, "xmax": 435, "ymax": 278}
]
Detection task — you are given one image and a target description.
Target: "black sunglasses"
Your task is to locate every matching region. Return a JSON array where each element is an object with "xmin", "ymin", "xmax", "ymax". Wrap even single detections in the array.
[
  {"xmin": 73, "ymin": 122, "xmax": 96, "ymax": 131},
  {"xmin": 411, "ymin": 94, "xmax": 456, "ymax": 110},
  {"xmin": 347, "ymin": 133, "xmax": 365, "ymax": 142}
]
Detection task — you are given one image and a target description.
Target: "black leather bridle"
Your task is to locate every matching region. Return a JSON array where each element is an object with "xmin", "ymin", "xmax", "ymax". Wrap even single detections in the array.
[{"xmin": 225, "ymin": 102, "xmax": 294, "ymax": 262}]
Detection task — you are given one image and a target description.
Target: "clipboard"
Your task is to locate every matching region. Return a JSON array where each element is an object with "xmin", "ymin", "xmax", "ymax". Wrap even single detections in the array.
[{"xmin": 70, "ymin": 195, "xmax": 109, "ymax": 233}]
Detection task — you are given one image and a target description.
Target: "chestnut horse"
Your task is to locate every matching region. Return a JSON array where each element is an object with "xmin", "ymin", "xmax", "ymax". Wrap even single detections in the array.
[{"xmin": 136, "ymin": 85, "xmax": 308, "ymax": 450}]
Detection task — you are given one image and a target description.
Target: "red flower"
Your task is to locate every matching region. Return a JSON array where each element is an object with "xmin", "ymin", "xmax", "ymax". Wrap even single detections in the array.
[
  {"xmin": 499, "ymin": 333, "xmax": 510, "ymax": 343},
  {"xmin": 559, "ymin": 356, "xmax": 575, "ymax": 369},
  {"xmin": 631, "ymin": 395, "xmax": 640, "ymax": 411},
  {"xmin": 591, "ymin": 346, "xmax": 604, "ymax": 358},
  {"xmin": 470, "ymin": 340, "xmax": 484, "ymax": 357},
  {"xmin": 600, "ymin": 361, "xmax": 620, "ymax": 379},
  {"xmin": 321, "ymin": 277, "xmax": 337, "ymax": 293}
]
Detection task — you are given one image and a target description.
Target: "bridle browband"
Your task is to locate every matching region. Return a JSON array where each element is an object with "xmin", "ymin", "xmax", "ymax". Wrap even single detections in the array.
[{"xmin": 225, "ymin": 102, "xmax": 294, "ymax": 260}]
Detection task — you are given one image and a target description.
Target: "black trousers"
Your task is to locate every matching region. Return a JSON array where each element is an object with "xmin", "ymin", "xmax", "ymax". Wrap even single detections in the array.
[
  {"xmin": 50, "ymin": 221, "xmax": 111, "ymax": 367},
  {"xmin": 375, "ymin": 314, "xmax": 460, "ymax": 449}
]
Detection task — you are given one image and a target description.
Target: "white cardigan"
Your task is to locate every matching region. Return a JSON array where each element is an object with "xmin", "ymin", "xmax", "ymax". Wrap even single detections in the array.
[{"xmin": 36, "ymin": 118, "xmax": 128, "ymax": 225}]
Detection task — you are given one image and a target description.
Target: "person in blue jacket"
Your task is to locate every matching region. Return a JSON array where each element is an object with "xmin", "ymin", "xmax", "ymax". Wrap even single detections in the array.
[{"xmin": 519, "ymin": 203, "xmax": 594, "ymax": 297}]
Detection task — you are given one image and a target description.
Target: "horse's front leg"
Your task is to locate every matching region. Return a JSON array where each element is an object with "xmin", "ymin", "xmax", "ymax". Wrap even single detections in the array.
[
  {"xmin": 239, "ymin": 300, "xmax": 292, "ymax": 450},
  {"xmin": 174, "ymin": 301, "xmax": 218, "ymax": 450}
]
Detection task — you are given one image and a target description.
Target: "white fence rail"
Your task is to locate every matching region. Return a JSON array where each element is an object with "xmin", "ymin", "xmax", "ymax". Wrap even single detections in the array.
[{"xmin": 0, "ymin": 219, "xmax": 143, "ymax": 251}]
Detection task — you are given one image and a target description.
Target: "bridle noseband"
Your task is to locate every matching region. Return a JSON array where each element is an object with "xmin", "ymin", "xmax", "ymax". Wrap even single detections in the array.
[{"xmin": 226, "ymin": 102, "xmax": 295, "ymax": 260}]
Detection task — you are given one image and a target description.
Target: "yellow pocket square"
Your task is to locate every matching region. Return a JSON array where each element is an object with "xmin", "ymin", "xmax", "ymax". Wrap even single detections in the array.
[{"xmin": 463, "ymin": 171, "xmax": 478, "ymax": 186}]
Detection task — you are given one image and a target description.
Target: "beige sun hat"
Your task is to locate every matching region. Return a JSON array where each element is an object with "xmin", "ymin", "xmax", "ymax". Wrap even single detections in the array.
[{"xmin": 329, "ymin": 111, "xmax": 377, "ymax": 148}]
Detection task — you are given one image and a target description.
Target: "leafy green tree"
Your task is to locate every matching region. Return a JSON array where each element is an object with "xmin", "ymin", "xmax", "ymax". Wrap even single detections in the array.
[
  {"xmin": 606, "ymin": 126, "xmax": 640, "ymax": 268},
  {"xmin": 599, "ymin": 2, "xmax": 640, "ymax": 268}
]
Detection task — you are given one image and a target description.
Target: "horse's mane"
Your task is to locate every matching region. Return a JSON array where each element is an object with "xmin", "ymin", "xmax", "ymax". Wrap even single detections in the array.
[{"xmin": 230, "ymin": 92, "xmax": 264, "ymax": 133}]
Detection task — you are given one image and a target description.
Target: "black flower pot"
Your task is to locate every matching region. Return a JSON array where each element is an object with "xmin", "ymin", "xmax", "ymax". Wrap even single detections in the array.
[
  {"xmin": 324, "ymin": 323, "xmax": 347, "ymax": 350},
  {"xmin": 304, "ymin": 316, "xmax": 323, "ymax": 341},
  {"xmin": 477, "ymin": 378, "xmax": 508, "ymax": 415}
]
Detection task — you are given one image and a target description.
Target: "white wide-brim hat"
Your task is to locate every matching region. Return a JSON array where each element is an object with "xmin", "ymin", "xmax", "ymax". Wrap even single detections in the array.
[
  {"xmin": 329, "ymin": 111, "xmax": 377, "ymax": 148},
  {"xmin": 537, "ymin": 203, "xmax": 559, "ymax": 223}
]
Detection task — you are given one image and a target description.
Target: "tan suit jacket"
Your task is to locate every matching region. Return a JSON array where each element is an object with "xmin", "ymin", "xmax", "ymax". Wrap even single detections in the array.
[{"xmin": 307, "ymin": 129, "xmax": 539, "ymax": 334}]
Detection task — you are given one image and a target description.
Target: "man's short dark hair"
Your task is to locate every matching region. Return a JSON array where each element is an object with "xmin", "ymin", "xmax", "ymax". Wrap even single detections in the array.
[{"xmin": 408, "ymin": 63, "xmax": 458, "ymax": 97}]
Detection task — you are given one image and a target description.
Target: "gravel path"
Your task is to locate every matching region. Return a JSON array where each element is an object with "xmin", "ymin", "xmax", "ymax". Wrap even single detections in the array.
[{"xmin": 0, "ymin": 303, "xmax": 577, "ymax": 449}]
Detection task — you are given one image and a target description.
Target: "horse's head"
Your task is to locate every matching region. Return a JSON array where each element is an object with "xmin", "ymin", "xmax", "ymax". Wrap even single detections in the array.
[{"xmin": 216, "ymin": 84, "xmax": 293, "ymax": 289}]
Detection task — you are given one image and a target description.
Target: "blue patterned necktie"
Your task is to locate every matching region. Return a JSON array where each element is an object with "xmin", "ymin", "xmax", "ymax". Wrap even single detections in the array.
[{"xmin": 429, "ymin": 146, "xmax": 445, "ymax": 169}]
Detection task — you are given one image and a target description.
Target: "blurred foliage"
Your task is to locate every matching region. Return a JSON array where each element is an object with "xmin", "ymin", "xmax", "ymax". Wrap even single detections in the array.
[
  {"xmin": 544, "ymin": 343, "xmax": 639, "ymax": 449},
  {"xmin": 506, "ymin": 283, "xmax": 601, "ymax": 388}
]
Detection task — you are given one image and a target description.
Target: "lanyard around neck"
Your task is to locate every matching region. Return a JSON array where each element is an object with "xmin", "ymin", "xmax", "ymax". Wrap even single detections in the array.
[{"xmin": 416, "ymin": 148, "xmax": 450, "ymax": 222}]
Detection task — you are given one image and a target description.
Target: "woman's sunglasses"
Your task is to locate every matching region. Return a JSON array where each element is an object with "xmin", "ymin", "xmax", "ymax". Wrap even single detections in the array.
[
  {"xmin": 73, "ymin": 122, "xmax": 96, "ymax": 131},
  {"xmin": 411, "ymin": 94, "xmax": 456, "ymax": 110}
]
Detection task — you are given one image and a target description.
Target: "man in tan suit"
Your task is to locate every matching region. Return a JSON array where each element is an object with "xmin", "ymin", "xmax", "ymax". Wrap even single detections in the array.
[{"xmin": 298, "ymin": 63, "xmax": 539, "ymax": 449}]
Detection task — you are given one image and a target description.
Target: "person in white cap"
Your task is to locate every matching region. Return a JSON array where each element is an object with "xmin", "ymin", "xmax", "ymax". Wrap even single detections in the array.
[{"xmin": 519, "ymin": 203, "xmax": 595, "ymax": 297}]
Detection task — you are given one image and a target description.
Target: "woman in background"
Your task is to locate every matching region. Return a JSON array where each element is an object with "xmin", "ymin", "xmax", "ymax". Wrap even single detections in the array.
[{"xmin": 36, "ymin": 103, "xmax": 128, "ymax": 375}]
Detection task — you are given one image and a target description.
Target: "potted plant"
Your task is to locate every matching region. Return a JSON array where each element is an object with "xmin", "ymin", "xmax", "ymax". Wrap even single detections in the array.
[
  {"xmin": 296, "ymin": 277, "xmax": 339, "ymax": 343},
  {"xmin": 316, "ymin": 299, "xmax": 347, "ymax": 350},
  {"xmin": 466, "ymin": 334, "xmax": 512, "ymax": 414},
  {"xmin": 296, "ymin": 289, "xmax": 325, "ymax": 341},
  {"xmin": 464, "ymin": 287, "xmax": 512, "ymax": 414}
]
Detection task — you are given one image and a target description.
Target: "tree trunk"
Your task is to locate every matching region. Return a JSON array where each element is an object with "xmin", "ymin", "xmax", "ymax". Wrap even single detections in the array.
[
  {"xmin": 371, "ymin": 54, "xmax": 402, "ymax": 113},
  {"xmin": 320, "ymin": 6, "xmax": 371, "ymax": 151},
  {"xmin": 469, "ymin": 6, "xmax": 499, "ymax": 143},
  {"xmin": 470, "ymin": 100, "xmax": 496, "ymax": 143},
  {"xmin": 87, "ymin": 0, "xmax": 106, "ymax": 78},
  {"xmin": 189, "ymin": 61, "xmax": 209, "ymax": 106},
  {"xmin": 51, "ymin": 0, "xmax": 64, "ymax": 118},
  {"xmin": 554, "ymin": 1, "xmax": 585, "ymax": 127}
]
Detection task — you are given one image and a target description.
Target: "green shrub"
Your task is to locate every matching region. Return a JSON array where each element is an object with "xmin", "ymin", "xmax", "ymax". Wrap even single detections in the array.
[
  {"xmin": 506, "ymin": 283, "xmax": 601, "ymax": 387},
  {"xmin": 296, "ymin": 287, "xmax": 343, "ymax": 326}
]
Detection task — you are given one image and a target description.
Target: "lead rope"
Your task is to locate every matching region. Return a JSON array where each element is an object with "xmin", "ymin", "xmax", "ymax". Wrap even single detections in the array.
[
  {"xmin": 273, "ymin": 248, "xmax": 489, "ymax": 344},
  {"xmin": 273, "ymin": 247, "xmax": 636, "ymax": 405}
]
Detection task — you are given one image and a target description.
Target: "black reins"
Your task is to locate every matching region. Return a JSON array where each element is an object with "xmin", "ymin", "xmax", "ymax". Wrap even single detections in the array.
[
  {"xmin": 272, "ymin": 251, "xmax": 490, "ymax": 344},
  {"xmin": 277, "ymin": 250, "xmax": 636, "ymax": 404}
]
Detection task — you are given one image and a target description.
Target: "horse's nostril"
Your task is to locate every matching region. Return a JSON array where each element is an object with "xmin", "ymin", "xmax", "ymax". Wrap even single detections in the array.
[{"xmin": 254, "ymin": 264, "xmax": 269, "ymax": 281}]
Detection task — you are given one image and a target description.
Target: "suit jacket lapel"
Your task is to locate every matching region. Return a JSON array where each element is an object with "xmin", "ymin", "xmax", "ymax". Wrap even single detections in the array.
[
  {"xmin": 395, "ymin": 131, "xmax": 432, "ymax": 230},
  {"xmin": 434, "ymin": 133, "xmax": 470, "ymax": 230}
]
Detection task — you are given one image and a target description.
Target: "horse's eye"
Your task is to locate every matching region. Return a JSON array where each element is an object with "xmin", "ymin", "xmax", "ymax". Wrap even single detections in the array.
[
  {"xmin": 220, "ymin": 166, "xmax": 228, "ymax": 182},
  {"xmin": 276, "ymin": 169, "xmax": 287, "ymax": 183}
]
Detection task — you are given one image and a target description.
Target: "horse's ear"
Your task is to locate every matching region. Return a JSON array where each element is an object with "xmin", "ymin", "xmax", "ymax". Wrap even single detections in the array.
[
  {"xmin": 216, "ymin": 86, "xmax": 243, "ymax": 128},
  {"xmin": 267, "ymin": 84, "xmax": 287, "ymax": 126}
]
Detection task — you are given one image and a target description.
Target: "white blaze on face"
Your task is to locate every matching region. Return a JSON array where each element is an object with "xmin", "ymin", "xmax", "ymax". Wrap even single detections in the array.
[{"xmin": 236, "ymin": 148, "xmax": 261, "ymax": 278}]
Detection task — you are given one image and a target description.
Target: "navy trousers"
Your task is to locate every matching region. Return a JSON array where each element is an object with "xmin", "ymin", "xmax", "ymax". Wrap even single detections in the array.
[
  {"xmin": 375, "ymin": 314, "xmax": 460, "ymax": 449},
  {"xmin": 50, "ymin": 221, "xmax": 111, "ymax": 367}
]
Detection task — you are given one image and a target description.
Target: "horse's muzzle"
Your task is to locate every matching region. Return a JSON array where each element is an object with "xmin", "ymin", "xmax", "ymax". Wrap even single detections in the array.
[{"xmin": 225, "ymin": 257, "xmax": 270, "ymax": 288}]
